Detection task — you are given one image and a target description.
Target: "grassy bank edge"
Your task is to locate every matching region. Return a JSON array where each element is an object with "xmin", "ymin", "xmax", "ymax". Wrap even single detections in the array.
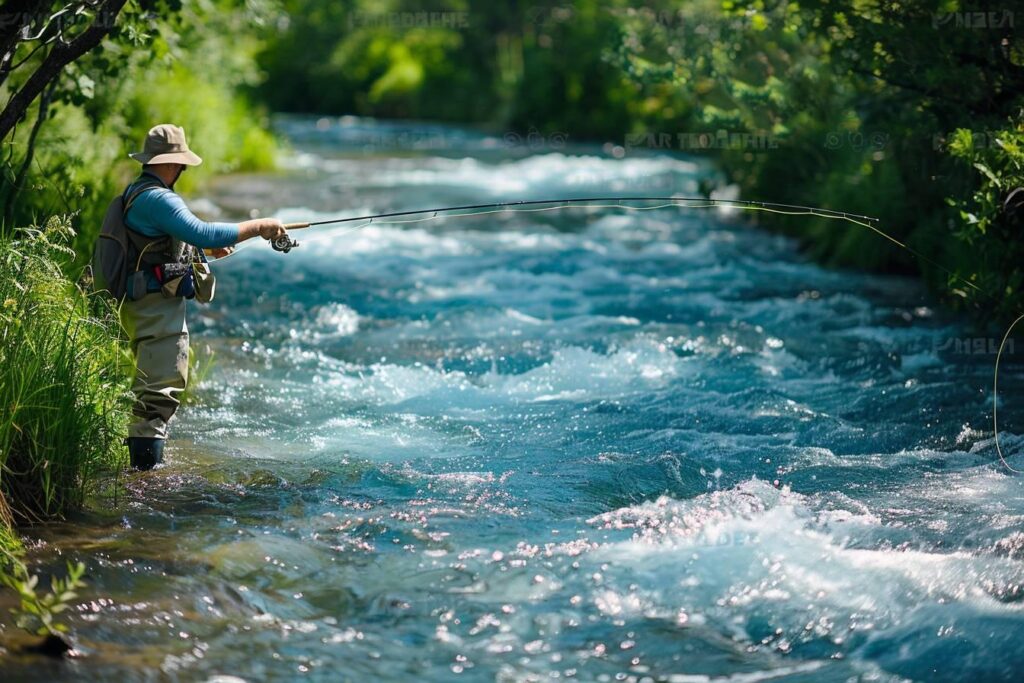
[{"xmin": 0, "ymin": 217, "xmax": 134, "ymax": 645}]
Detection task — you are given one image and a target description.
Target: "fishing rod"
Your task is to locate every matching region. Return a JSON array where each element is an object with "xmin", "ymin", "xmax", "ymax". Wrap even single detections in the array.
[
  {"xmin": 258, "ymin": 192, "xmax": 977, "ymax": 297},
  {"xmin": 264, "ymin": 193, "xmax": 962, "ymax": 293},
  {"xmin": 268, "ymin": 195, "xmax": 880, "ymax": 253}
]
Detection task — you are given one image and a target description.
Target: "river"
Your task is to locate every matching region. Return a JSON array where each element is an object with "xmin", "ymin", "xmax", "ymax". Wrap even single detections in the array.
[{"xmin": 3, "ymin": 117, "xmax": 1024, "ymax": 682}]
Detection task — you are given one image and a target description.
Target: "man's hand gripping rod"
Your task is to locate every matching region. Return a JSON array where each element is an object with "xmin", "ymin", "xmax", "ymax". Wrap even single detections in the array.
[{"xmin": 272, "ymin": 222, "xmax": 311, "ymax": 253}]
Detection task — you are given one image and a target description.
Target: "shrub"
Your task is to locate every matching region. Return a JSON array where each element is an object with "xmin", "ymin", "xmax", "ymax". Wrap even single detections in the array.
[{"xmin": 946, "ymin": 116, "xmax": 1024, "ymax": 321}]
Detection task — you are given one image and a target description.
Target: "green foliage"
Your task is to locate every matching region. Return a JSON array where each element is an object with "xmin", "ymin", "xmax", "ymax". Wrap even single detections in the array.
[
  {"xmin": 948, "ymin": 125, "xmax": 1024, "ymax": 237},
  {"xmin": 0, "ymin": 0, "xmax": 281, "ymax": 267},
  {"xmin": 0, "ymin": 523, "xmax": 21, "ymax": 572},
  {"xmin": 257, "ymin": 0, "xmax": 641, "ymax": 129},
  {"xmin": 259, "ymin": 0, "xmax": 493, "ymax": 120},
  {"xmin": 507, "ymin": 1, "xmax": 637, "ymax": 137},
  {"xmin": 946, "ymin": 118, "xmax": 1024, "ymax": 319},
  {"xmin": 609, "ymin": 0, "xmax": 1024, "ymax": 318},
  {"xmin": 1, "ymin": 551, "xmax": 86, "ymax": 638},
  {"xmin": 0, "ymin": 217, "xmax": 132, "ymax": 523},
  {"xmin": 123, "ymin": 63, "xmax": 279, "ymax": 193},
  {"xmin": 0, "ymin": 216, "xmax": 126, "ymax": 640}
]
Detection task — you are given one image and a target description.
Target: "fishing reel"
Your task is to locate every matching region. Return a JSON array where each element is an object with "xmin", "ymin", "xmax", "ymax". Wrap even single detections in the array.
[{"xmin": 271, "ymin": 233, "xmax": 299, "ymax": 253}]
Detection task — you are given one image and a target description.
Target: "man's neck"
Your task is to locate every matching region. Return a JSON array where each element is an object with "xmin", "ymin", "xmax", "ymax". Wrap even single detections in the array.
[{"xmin": 140, "ymin": 169, "xmax": 171, "ymax": 189}]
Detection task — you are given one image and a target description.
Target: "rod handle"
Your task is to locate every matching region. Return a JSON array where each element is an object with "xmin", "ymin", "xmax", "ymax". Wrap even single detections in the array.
[{"xmin": 282, "ymin": 221, "xmax": 311, "ymax": 230}]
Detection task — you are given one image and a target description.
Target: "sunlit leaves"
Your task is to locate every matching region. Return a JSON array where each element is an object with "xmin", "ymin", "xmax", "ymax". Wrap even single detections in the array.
[{"xmin": 1, "ymin": 560, "xmax": 87, "ymax": 637}]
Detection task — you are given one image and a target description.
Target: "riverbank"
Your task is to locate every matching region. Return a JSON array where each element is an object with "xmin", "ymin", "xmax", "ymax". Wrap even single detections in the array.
[
  {"xmin": 0, "ymin": 218, "xmax": 128, "ymax": 650},
  {"xmin": 0, "ymin": 0, "xmax": 282, "ymax": 642}
]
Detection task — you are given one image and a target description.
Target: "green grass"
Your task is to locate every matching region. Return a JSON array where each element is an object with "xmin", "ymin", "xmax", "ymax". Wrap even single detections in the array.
[
  {"xmin": 0, "ymin": 216, "xmax": 131, "ymax": 641},
  {"xmin": 0, "ymin": 217, "xmax": 132, "ymax": 524}
]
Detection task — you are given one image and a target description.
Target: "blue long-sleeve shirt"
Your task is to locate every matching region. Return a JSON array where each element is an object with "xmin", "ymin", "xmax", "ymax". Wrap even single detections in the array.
[{"xmin": 124, "ymin": 173, "xmax": 240, "ymax": 249}]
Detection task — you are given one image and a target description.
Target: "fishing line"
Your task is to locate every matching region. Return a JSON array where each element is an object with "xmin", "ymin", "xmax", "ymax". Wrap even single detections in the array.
[
  {"xmin": 279, "ymin": 196, "xmax": 881, "ymax": 227},
  {"xmin": 215, "ymin": 199, "xmax": 834, "ymax": 259},
  {"xmin": 994, "ymin": 313, "xmax": 1024, "ymax": 474}
]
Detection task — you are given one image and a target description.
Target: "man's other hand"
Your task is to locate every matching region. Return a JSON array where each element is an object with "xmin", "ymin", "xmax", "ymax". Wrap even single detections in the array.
[{"xmin": 205, "ymin": 246, "xmax": 235, "ymax": 259}]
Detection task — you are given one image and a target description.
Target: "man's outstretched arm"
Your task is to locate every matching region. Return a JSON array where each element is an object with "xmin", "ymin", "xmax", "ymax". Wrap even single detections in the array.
[{"xmin": 130, "ymin": 189, "xmax": 287, "ymax": 249}]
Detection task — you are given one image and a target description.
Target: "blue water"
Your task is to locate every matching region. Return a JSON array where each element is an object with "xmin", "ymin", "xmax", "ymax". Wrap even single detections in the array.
[{"xmin": 5, "ymin": 117, "xmax": 1024, "ymax": 682}]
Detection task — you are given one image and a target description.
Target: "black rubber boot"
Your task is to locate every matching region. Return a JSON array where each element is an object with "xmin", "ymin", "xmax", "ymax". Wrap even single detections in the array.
[{"xmin": 127, "ymin": 437, "xmax": 164, "ymax": 470}]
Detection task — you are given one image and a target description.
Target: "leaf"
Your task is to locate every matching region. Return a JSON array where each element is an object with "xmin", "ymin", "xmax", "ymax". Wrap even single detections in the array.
[
  {"xmin": 972, "ymin": 162, "xmax": 1000, "ymax": 187},
  {"xmin": 76, "ymin": 74, "xmax": 96, "ymax": 100}
]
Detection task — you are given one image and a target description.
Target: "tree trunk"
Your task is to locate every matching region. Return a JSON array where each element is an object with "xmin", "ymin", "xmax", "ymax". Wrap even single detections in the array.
[{"xmin": 2, "ymin": 78, "xmax": 55, "ymax": 227}]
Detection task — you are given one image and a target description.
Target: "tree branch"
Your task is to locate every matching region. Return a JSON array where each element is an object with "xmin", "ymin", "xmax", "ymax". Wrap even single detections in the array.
[
  {"xmin": 0, "ymin": 0, "xmax": 43, "ymax": 87},
  {"xmin": 0, "ymin": 0, "xmax": 41, "ymax": 57},
  {"xmin": 0, "ymin": 0, "xmax": 127, "ymax": 141}
]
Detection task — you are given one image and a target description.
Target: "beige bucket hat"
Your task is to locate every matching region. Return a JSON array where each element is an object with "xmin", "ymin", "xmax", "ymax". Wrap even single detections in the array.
[{"xmin": 129, "ymin": 124, "xmax": 203, "ymax": 166}]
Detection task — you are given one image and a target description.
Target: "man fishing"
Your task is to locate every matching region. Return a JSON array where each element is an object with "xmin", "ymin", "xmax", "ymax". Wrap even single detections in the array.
[
  {"xmin": 119, "ymin": 124, "xmax": 287, "ymax": 470},
  {"xmin": 108, "ymin": 128, "xmax": 883, "ymax": 472}
]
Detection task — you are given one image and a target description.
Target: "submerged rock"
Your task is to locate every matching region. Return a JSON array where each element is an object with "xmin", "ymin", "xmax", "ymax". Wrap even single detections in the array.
[{"xmin": 22, "ymin": 633, "xmax": 73, "ymax": 658}]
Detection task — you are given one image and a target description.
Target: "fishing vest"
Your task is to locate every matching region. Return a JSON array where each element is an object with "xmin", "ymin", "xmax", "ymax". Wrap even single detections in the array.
[{"xmin": 92, "ymin": 177, "xmax": 212, "ymax": 302}]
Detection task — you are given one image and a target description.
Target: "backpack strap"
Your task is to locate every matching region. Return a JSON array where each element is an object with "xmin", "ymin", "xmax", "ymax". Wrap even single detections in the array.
[
  {"xmin": 121, "ymin": 177, "xmax": 173, "ymax": 272},
  {"xmin": 122, "ymin": 178, "xmax": 166, "ymax": 220}
]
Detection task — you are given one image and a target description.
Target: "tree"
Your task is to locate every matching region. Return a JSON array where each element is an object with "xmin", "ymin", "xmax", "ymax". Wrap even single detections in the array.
[
  {"xmin": 0, "ymin": 1, "xmax": 131, "ymax": 141},
  {"xmin": 0, "ymin": 1, "xmax": 132, "ymax": 227}
]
